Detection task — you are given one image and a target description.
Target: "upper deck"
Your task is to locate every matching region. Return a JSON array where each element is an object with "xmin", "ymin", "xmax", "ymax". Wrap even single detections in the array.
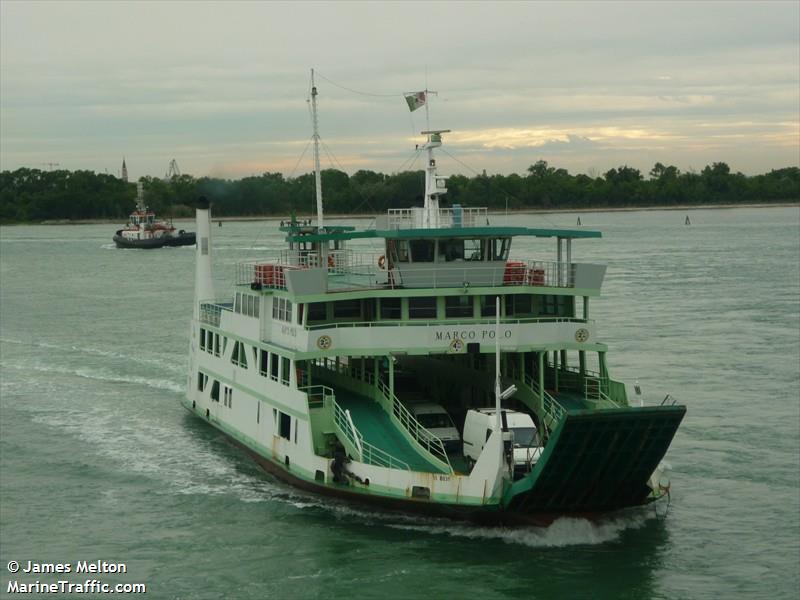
[{"xmin": 236, "ymin": 208, "xmax": 605, "ymax": 299}]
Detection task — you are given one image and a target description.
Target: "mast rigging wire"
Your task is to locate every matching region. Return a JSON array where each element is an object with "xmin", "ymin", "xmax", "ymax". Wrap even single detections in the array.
[{"xmin": 314, "ymin": 71, "xmax": 402, "ymax": 98}]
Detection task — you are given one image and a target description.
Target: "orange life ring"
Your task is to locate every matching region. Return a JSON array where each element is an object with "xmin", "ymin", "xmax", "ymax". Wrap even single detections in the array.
[
  {"xmin": 327, "ymin": 254, "xmax": 335, "ymax": 268},
  {"xmin": 377, "ymin": 255, "xmax": 386, "ymax": 269}
]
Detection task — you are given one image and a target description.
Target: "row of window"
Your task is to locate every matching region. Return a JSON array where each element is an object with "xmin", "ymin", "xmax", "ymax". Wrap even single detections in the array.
[
  {"xmin": 260, "ymin": 350, "xmax": 292, "ymax": 386},
  {"xmin": 261, "ymin": 293, "xmax": 562, "ymax": 327},
  {"xmin": 199, "ymin": 327, "xmax": 293, "ymax": 387},
  {"xmin": 306, "ymin": 294, "xmax": 573, "ymax": 323},
  {"xmin": 389, "ymin": 237, "xmax": 511, "ymax": 264},
  {"xmin": 199, "ymin": 328, "xmax": 224, "ymax": 356},
  {"xmin": 234, "ymin": 292, "xmax": 260, "ymax": 318}
]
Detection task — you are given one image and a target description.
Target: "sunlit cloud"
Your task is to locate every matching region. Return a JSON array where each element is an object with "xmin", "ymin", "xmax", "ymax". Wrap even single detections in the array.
[{"xmin": 1, "ymin": 1, "xmax": 797, "ymax": 177}]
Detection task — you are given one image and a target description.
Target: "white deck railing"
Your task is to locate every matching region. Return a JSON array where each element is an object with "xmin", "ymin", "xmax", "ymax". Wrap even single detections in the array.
[
  {"xmin": 236, "ymin": 256, "xmax": 576, "ymax": 291},
  {"xmin": 199, "ymin": 301, "xmax": 231, "ymax": 327},
  {"xmin": 384, "ymin": 207, "xmax": 489, "ymax": 230}
]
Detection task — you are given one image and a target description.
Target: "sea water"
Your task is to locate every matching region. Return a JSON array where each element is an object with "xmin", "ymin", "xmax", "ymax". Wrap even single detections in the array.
[{"xmin": 1, "ymin": 206, "xmax": 798, "ymax": 599}]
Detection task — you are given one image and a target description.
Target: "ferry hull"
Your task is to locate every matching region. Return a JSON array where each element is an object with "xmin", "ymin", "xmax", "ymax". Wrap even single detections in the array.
[{"xmin": 181, "ymin": 398, "xmax": 669, "ymax": 527}]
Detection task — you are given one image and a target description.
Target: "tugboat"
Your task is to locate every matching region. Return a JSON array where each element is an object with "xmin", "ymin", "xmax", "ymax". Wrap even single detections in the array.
[
  {"xmin": 113, "ymin": 182, "xmax": 195, "ymax": 249},
  {"xmin": 182, "ymin": 73, "xmax": 685, "ymax": 525}
]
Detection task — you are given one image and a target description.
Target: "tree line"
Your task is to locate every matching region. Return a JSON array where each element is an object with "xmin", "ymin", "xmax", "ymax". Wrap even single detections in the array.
[{"xmin": 1, "ymin": 161, "xmax": 797, "ymax": 223}]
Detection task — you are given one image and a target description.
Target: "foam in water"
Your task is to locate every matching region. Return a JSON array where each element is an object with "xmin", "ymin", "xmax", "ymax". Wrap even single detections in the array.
[{"xmin": 386, "ymin": 512, "xmax": 653, "ymax": 547}]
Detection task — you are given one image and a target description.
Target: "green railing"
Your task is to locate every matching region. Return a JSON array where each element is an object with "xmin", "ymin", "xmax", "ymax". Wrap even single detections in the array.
[
  {"xmin": 524, "ymin": 374, "xmax": 567, "ymax": 431},
  {"xmin": 299, "ymin": 384, "xmax": 334, "ymax": 409},
  {"xmin": 313, "ymin": 358, "xmax": 452, "ymax": 473},
  {"xmin": 374, "ymin": 379, "xmax": 452, "ymax": 472},
  {"xmin": 330, "ymin": 395, "xmax": 411, "ymax": 471},
  {"xmin": 584, "ymin": 377, "xmax": 620, "ymax": 408}
]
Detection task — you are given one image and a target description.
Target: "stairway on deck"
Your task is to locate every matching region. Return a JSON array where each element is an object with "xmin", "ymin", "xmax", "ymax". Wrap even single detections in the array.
[{"xmin": 334, "ymin": 389, "xmax": 445, "ymax": 473}]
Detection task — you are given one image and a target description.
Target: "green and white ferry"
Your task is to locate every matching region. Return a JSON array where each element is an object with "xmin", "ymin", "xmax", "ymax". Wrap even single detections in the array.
[{"xmin": 183, "ymin": 80, "xmax": 685, "ymax": 525}]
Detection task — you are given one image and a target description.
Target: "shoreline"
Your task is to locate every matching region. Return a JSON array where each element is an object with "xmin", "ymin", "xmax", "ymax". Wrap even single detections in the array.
[{"xmin": 7, "ymin": 201, "xmax": 799, "ymax": 226}]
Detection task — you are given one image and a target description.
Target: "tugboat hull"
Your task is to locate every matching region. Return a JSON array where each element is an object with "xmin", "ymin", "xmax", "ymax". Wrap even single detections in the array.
[
  {"xmin": 163, "ymin": 230, "xmax": 196, "ymax": 247},
  {"xmin": 113, "ymin": 230, "xmax": 195, "ymax": 249}
]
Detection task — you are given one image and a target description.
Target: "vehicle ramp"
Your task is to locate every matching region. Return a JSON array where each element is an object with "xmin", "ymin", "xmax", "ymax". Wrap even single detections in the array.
[
  {"xmin": 503, "ymin": 404, "xmax": 686, "ymax": 513},
  {"xmin": 334, "ymin": 389, "xmax": 447, "ymax": 474}
]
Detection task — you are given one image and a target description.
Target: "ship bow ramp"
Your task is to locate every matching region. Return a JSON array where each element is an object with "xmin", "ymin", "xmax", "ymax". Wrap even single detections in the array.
[{"xmin": 503, "ymin": 405, "xmax": 686, "ymax": 514}]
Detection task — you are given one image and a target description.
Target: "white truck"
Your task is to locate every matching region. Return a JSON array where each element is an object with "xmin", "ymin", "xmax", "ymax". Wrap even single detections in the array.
[
  {"xmin": 408, "ymin": 403, "xmax": 462, "ymax": 454},
  {"xmin": 462, "ymin": 408, "xmax": 543, "ymax": 472}
]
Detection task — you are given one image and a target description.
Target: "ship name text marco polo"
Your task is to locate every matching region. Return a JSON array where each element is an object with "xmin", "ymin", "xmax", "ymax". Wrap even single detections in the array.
[{"xmin": 433, "ymin": 328, "xmax": 513, "ymax": 341}]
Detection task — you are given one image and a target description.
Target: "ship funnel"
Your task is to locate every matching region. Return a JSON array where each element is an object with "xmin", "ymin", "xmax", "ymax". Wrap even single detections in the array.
[{"xmin": 194, "ymin": 197, "xmax": 215, "ymax": 319}]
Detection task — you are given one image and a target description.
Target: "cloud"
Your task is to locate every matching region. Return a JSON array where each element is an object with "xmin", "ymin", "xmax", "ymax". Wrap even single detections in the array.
[
  {"xmin": 1, "ymin": 1, "xmax": 797, "ymax": 177},
  {"xmin": 533, "ymin": 135, "xmax": 601, "ymax": 153}
]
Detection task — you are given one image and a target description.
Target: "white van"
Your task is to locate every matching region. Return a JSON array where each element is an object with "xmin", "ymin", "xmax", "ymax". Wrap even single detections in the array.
[
  {"xmin": 408, "ymin": 403, "xmax": 461, "ymax": 454},
  {"xmin": 462, "ymin": 408, "xmax": 543, "ymax": 469}
]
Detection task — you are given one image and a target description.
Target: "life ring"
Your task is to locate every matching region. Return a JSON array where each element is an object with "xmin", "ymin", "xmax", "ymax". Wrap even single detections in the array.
[
  {"xmin": 377, "ymin": 255, "xmax": 386, "ymax": 269},
  {"xmin": 328, "ymin": 254, "xmax": 335, "ymax": 268}
]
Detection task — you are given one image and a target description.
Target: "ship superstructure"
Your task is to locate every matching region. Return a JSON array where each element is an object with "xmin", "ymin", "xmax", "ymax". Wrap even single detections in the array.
[
  {"xmin": 114, "ymin": 181, "xmax": 195, "ymax": 249},
  {"xmin": 182, "ymin": 78, "xmax": 685, "ymax": 523}
]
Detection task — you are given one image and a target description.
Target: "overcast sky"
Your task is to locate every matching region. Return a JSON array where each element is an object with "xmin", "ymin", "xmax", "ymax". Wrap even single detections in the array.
[{"xmin": 1, "ymin": 1, "xmax": 798, "ymax": 180}]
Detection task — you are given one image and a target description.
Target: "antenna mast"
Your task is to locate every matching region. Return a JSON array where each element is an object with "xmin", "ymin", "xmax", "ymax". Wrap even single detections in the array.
[{"xmin": 310, "ymin": 69, "xmax": 324, "ymax": 231}]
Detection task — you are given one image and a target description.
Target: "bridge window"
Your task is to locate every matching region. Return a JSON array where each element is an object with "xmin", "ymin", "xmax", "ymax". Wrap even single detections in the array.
[
  {"xmin": 410, "ymin": 239, "xmax": 435, "ymax": 262},
  {"xmin": 396, "ymin": 240, "xmax": 410, "ymax": 262},
  {"xmin": 307, "ymin": 302, "xmax": 327, "ymax": 322},
  {"xmin": 438, "ymin": 239, "xmax": 464, "ymax": 262},
  {"xmin": 364, "ymin": 298, "xmax": 376, "ymax": 321},
  {"xmin": 446, "ymin": 296, "xmax": 473, "ymax": 318},
  {"xmin": 465, "ymin": 239, "xmax": 484, "ymax": 261},
  {"xmin": 380, "ymin": 298, "xmax": 401, "ymax": 319},
  {"xmin": 409, "ymin": 297, "xmax": 437, "ymax": 319},
  {"xmin": 541, "ymin": 295, "xmax": 569, "ymax": 317},
  {"xmin": 481, "ymin": 295, "xmax": 502, "ymax": 317},
  {"xmin": 333, "ymin": 299, "xmax": 360, "ymax": 319},
  {"xmin": 505, "ymin": 294, "xmax": 534, "ymax": 317},
  {"xmin": 491, "ymin": 238, "xmax": 511, "ymax": 261}
]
